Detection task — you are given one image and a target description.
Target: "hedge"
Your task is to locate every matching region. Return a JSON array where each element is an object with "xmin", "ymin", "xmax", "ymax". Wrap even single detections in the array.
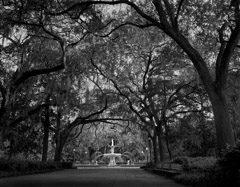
[{"xmin": 0, "ymin": 159, "xmax": 73, "ymax": 178}]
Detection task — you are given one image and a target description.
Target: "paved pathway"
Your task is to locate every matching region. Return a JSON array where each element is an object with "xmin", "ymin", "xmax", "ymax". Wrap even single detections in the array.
[{"xmin": 0, "ymin": 168, "xmax": 186, "ymax": 187}]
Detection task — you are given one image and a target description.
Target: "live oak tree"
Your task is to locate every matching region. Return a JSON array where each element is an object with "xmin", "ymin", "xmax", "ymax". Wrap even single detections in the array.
[
  {"xmin": 0, "ymin": 0, "xmax": 101, "ymax": 157},
  {"xmin": 0, "ymin": 2, "xmax": 65, "ymax": 150},
  {"xmin": 0, "ymin": 37, "xmax": 64, "ymax": 152},
  {"xmin": 123, "ymin": 0, "xmax": 238, "ymax": 154}
]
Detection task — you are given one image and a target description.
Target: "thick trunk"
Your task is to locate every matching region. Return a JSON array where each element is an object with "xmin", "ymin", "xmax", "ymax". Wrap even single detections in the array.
[
  {"xmin": 54, "ymin": 107, "xmax": 63, "ymax": 162},
  {"xmin": 210, "ymin": 92, "xmax": 235, "ymax": 155},
  {"xmin": 0, "ymin": 110, "xmax": 8, "ymax": 149},
  {"xmin": 8, "ymin": 140, "xmax": 14, "ymax": 159},
  {"xmin": 152, "ymin": 134, "xmax": 159, "ymax": 164},
  {"xmin": 156, "ymin": 125, "xmax": 165, "ymax": 161},
  {"xmin": 42, "ymin": 122, "xmax": 49, "ymax": 161},
  {"xmin": 148, "ymin": 138, "xmax": 152, "ymax": 163},
  {"xmin": 164, "ymin": 122, "xmax": 172, "ymax": 160},
  {"xmin": 54, "ymin": 141, "xmax": 64, "ymax": 162},
  {"xmin": 42, "ymin": 101, "xmax": 50, "ymax": 162},
  {"xmin": 0, "ymin": 121, "xmax": 4, "ymax": 151},
  {"xmin": 0, "ymin": 112, "xmax": 9, "ymax": 156},
  {"xmin": 231, "ymin": 108, "xmax": 238, "ymax": 142}
]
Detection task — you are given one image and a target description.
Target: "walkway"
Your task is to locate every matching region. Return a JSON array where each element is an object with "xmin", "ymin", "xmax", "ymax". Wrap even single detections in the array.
[{"xmin": 0, "ymin": 168, "xmax": 186, "ymax": 187}]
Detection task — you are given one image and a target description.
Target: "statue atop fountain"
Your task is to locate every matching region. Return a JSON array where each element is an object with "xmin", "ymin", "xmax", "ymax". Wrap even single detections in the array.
[{"xmin": 110, "ymin": 139, "xmax": 115, "ymax": 154}]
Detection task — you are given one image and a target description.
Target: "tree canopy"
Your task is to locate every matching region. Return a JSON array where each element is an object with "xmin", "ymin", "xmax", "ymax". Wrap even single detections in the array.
[{"xmin": 0, "ymin": 0, "xmax": 240, "ymax": 161}]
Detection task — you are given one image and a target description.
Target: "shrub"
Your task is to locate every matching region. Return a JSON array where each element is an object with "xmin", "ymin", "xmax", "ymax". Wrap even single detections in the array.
[
  {"xmin": 173, "ymin": 156, "xmax": 217, "ymax": 172},
  {"xmin": 172, "ymin": 156, "xmax": 188, "ymax": 165},
  {"xmin": 0, "ymin": 160, "xmax": 72, "ymax": 178},
  {"xmin": 173, "ymin": 151, "xmax": 240, "ymax": 187},
  {"xmin": 174, "ymin": 172, "xmax": 206, "ymax": 186}
]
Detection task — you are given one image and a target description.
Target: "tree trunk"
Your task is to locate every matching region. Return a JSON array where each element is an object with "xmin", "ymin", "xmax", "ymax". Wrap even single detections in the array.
[
  {"xmin": 42, "ymin": 121, "xmax": 49, "ymax": 161},
  {"xmin": 0, "ymin": 110, "xmax": 8, "ymax": 150},
  {"xmin": 210, "ymin": 92, "xmax": 235, "ymax": 156},
  {"xmin": 147, "ymin": 137, "xmax": 152, "ymax": 163},
  {"xmin": 164, "ymin": 122, "xmax": 172, "ymax": 160},
  {"xmin": 152, "ymin": 134, "xmax": 159, "ymax": 164},
  {"xmin": 54, "ymin": 128, "xmax": 66, "ymax": 162},
  {"xmin": 156, "ymin": 125, "xmax": 165, "ymax": 161},
  {"xmin": 8, "ymin": 139, "xmax": 14, "ymax": 159},
  {"xmin": 42, "ymin": 98, "xmax": 50, "ymax": 162},
  {"xmin": 54, "ymin": 107, "xmax": 63, "ymax": 162},
  {"xmin": 231, "ymin": 108, "xmax": 238, "ymax": 142},
  {"xmin": 0, "ymin": 122, "xmax": 5, "ymax": 151},
  {"xmin": 54, "ymin": 140, "xmax": 64, "ymax": 162}
]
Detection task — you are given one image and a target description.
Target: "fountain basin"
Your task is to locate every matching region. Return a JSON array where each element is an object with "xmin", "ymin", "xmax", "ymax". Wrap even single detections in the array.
[
  {"xmin": 103, "ymin": 153, "xmax": 122, "ymax": 167},
  {"xmin": 103, "ymin": 153, "xmax": 121, "ymax": 157}
]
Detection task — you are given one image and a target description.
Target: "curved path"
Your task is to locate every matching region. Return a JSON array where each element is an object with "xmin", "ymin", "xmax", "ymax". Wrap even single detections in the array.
[{"xmin": 0, "ymin": 167, "xmax": 186, "ymax": 187}]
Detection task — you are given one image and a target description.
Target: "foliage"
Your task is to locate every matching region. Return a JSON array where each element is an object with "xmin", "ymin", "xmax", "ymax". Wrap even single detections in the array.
[
  {"xmin": 174, "ymin": 172, "xmax": 206, "ymax": 187},
  {"xmin": 173, "ymin": 156, "xmax": 217, "ymax": 172},
  {"xmin": 0, "ymin": 159, "xmax": 72, "ymax": 178},
  {"xmin": 173, "ymin": 113, "xmax": 216, "ymax": 157},
  {"xmin": 6, "ymin": 121, "xmax": 42, "ymax": 158},
  {"xmin": 174, "ymin": 167, "xmax": 240, "ymax": 187},
  {"xmin": 172, "ymin": 151, "xmax": 240, "ymax": 187}
]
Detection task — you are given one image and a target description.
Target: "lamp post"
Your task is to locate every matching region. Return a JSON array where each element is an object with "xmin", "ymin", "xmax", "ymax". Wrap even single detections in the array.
[
  {"xmin": 145, "ymin": 147, "xmax": 149, "ymax": 163},
  {"xmin": 85, "ymin": 151, "xmax": 88, "ymax": 164},
  {"xmin": 73, "ymin": 149, "xmax": 76, "ymax": 163},
  {"xmin": 141, "ymin": 150, "xmax": 144, "ymax": 162},
  {"xmin": 148, "ymin": 137, "xmax": 152, "ymax": 163}
]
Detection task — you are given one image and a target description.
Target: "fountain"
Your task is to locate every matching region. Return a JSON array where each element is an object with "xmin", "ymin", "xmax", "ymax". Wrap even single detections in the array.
[
  {"xmin": 103, "ymin": 139, "xmax": 122, "ymax": 166},
  {"xmin": 92, "ymin": 139, "xmax": 134, "ymax": 167}
]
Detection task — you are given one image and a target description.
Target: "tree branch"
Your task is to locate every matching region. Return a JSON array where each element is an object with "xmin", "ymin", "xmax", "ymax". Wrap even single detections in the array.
[
  {"xmin": 13, "ymin": 63, "xmax": 64, "ymax": 88},
  {"xmin": 91, "ymin": 58, "xmax": 147, "ymax": 124},
  {"xmin": 215, "ymin": 22, "xmax": 240, "ymax": 90},
  {"xmin": 142, "ymin": 52, "xmax": 152, "ymax": 91},
  {"xmin": 97, "ymin": 22, "xmax": 154, "ymax": 38},
  {"xmin": 153, "ymin": 0, "xmax": 170, "ymax": 29},
  {"xmin": 46, "ymin": 0, "xmax": 162, "ymax": 28},
  {"xmin": 175, "ymin": 0, "xmax": 185, "ymax": 28},
  {"xmin": 162, "ymin": 0, "xmax": 177, "ymax": 28},
  {"xmin": 67, "ymin": 99, "xmax": 108, "ymax": 130},
  {"xmin": 9, "ymin": 104, "xmax": 47, "ymax": 127}
]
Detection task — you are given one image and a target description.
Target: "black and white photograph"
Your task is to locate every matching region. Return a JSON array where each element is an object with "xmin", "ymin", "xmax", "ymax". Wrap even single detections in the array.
[{"xmin": 0, "ymin": 0, "xmax": 240, "ymax": 186}]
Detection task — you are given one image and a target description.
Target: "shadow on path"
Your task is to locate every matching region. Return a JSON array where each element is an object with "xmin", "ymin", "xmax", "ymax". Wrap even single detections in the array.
[{"xmin": 0, "ymin": 168, "xmax": 186, "ymax": 187}]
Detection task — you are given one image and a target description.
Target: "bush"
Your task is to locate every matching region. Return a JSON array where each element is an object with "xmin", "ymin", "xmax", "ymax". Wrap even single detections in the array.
[
  {"xmin": 172, "ymin": 156, "xmax": 188, "ymax": 165},
  {"xmin": 174, "ymin": 172, "xmax": 206, "ymax": 186},
  {"xmin": 173, "ymin": 150, "xmax": 240, "ymax": 187},
  {"xmin": 0, "ymin": 160, "xmax": 73, "ymax": 178},
  {"xmin": 173, "ymin": 156, "xmax": 217, "ymax": 172}
]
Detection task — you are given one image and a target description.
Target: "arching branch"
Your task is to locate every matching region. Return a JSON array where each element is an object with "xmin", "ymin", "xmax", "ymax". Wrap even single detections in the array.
[
  {"xmin": 46, "ymin": 0, "xmax": 162, "ymax": 28},
  {"xmin": 13, "ymin": 63, "xmax": 64, "ymax": 88}
]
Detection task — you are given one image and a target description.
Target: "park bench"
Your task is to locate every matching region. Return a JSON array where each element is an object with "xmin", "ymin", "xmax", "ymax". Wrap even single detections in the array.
[{"xmin": 153, "ymin": 162, "xmax": 183, "ymax": 177}]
